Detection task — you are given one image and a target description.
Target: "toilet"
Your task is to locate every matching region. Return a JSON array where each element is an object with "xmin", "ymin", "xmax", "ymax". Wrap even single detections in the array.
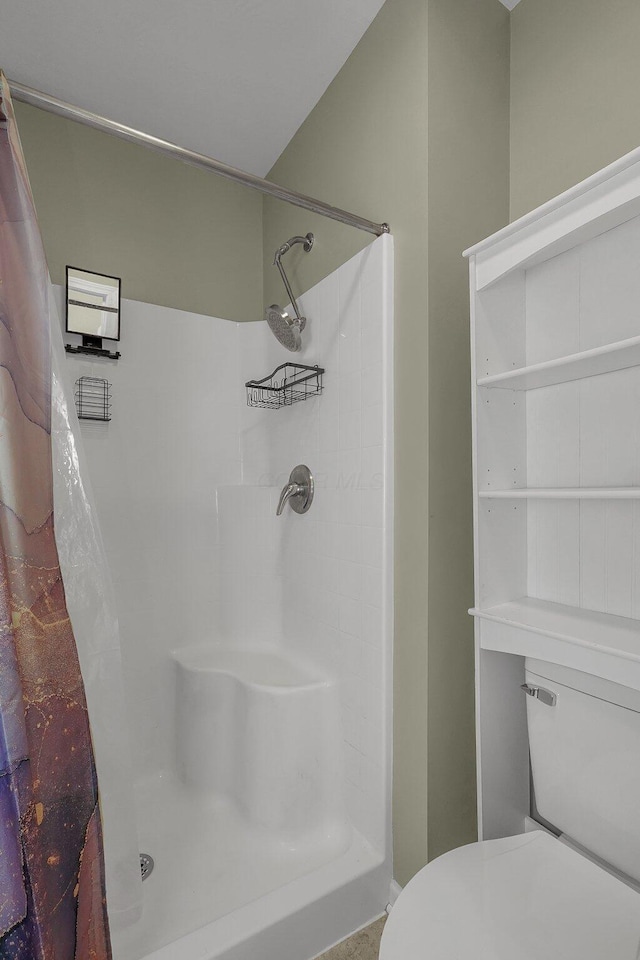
[{"xmin": 380, "ymin": 658, "xmax": 640, "ymax": 959}]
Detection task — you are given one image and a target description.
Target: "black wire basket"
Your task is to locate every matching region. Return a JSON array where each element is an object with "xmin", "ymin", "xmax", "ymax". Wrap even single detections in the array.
[
  {"xmin": 74, "ymin": 376, "xmax": 112, "ymax": 421},
  {"xmin": 245, "ymin": 363, "xmax": 324, "ymax": 409}
]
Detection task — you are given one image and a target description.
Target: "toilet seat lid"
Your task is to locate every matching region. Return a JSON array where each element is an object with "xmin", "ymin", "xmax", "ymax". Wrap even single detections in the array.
[{"xmin": 380, "ymin": 831, "xmax": 640, "ymax": 960}]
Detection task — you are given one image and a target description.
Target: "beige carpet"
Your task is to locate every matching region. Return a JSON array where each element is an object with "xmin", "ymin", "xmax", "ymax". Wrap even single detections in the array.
[{"xmin": 315, "ymin": 917, "xmax": 387, "ymax": 960}]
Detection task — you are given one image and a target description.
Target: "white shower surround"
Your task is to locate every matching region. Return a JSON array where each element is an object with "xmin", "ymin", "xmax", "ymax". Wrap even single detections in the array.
[
  {"xmin": 237, "ymin": 236, "xmax": 392, "ymax": 851},
  {"xmin": 60, "ymin": 234, "xmax": 393, "ymax": 960}
]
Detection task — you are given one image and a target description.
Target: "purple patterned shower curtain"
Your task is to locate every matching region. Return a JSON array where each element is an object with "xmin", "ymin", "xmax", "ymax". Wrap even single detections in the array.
[{"xmin": 0, "ymin": 73, "xmax": 112, "ymax": 959}]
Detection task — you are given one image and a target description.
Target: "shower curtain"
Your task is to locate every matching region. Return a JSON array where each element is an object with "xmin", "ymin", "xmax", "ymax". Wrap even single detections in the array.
[
  {"xmin": 0, "ymin": 73, "xmax": 111, "ymax": 957},
  {"xmin": 50, "ymin": 289, "xmax": 143, "ymax": 931}
]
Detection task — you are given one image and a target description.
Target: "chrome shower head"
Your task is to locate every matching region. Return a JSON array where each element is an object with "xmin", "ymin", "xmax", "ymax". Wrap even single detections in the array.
[
  {"xmin": 265, "ymin": 304, "xmax": 305, "ymax": 353},
  {"xmin": 265, "ymin": 233, "xmax": 313, "ymax": 352}
]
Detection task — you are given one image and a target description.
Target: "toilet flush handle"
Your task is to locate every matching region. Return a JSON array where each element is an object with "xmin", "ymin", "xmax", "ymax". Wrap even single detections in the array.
[{"xmin": 521, "ymin": 683, "xmax": 557, "ymax": 707}]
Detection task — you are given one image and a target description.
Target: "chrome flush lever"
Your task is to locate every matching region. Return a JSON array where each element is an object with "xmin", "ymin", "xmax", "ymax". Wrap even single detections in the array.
[{"xmin": 521, "ymin": 683, "xmax": 557, "ymax": 707}]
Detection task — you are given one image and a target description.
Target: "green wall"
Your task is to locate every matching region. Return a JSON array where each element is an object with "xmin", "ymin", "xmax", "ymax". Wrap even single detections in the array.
[
  {"xmin": 510, "ymin": 0, "xmax": 640, "ymax": 219},
  {"xmin": 265, "ymin": 0, "xmax": 510, "ymax": 882},
  {"xmin": 426, "ymin": 0, "xmax": 510, "ymax": 861},
  {"xmin": 15, "ymin": 101, "xmax": 263, "ymax": 321}
]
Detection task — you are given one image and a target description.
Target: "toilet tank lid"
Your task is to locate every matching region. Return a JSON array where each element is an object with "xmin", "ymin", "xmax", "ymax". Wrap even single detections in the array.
[{"xmin": 525, "ymin": 657, "xmax": 640, "ymax": 712}]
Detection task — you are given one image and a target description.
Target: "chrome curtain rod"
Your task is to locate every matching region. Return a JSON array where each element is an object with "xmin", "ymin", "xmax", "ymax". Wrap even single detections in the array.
[{"xmin": 9, "ymin": 80, "xmax": 390, "ymax": 238}]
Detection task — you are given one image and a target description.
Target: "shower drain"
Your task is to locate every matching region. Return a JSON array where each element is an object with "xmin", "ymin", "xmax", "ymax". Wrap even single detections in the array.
[{"xmin": 140, "ymin": 853, "xmax": 154, "ymax": 881}]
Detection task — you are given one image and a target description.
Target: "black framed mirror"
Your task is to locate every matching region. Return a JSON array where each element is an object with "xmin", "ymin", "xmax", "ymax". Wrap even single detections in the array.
[{"xmin": 66, "ymin": 266, "xmax": 121, "ymax": 348}]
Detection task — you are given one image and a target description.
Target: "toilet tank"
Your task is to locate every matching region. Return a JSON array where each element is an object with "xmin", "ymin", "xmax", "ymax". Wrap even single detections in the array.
[{"xmin": 525, "ymin": 658, "xmax": 640, "ymax": 885}]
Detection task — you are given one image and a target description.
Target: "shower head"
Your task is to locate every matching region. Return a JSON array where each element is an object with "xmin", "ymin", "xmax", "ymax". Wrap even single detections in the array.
[
  {"xmin": 266, "ymin": 233, "xmax": 314, "ymax": 352},
  {"xmin": 265, "ymin": 304, "xmax": 306, "ymax": 353}
]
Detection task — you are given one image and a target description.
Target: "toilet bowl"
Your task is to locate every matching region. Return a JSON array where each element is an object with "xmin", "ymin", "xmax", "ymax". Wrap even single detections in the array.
[
  {"xmin": 381, "ymin": 658, "xmax": 640, "ymax": 960},
  {"xmin": 380, "ymin": 830, "xmax": 640, "ymax": 960}
]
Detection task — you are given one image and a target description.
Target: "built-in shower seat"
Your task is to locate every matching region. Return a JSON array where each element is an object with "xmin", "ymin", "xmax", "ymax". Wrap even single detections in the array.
[{"xmin": 173, "ymin": 644, "xmax": 350, "ymax": 850}]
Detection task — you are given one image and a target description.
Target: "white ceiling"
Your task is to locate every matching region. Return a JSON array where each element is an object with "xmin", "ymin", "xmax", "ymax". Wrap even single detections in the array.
[{"xmin": 0, "ymin": 0, "xmax": 387, "ymax": 176}]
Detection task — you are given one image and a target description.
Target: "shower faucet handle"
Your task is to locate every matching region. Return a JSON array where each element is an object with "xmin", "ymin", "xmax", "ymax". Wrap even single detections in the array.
[
  {"xmin": 276, "ymin": 482, "xmax": 302, "ymax": 516},
  {"xmin": 276, "ymin": 465, "xmax": 314, "ymax": 516}
]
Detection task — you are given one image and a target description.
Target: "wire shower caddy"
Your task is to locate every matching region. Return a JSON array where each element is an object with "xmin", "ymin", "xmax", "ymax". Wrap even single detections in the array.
[
  {"xmin": 245, "ymin": 362, "xmax": 324, "ymax": 409},
  {"xmin": 74, "ymin": 376, "xmax": 112, "ymax": 421}
]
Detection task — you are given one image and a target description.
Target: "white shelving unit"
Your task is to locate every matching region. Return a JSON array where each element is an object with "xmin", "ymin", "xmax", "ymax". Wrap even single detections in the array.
[{"xmin": 466, "ymin": 147, "xmax": 640, "ymax": 843}]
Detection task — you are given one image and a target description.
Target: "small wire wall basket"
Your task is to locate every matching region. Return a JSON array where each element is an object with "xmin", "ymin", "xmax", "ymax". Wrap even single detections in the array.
[
  {"xmin": 74, "ymin": 376, "xmax": 112, "ymax": 421},
  {"xmin": 246, "ymin": 363, "xmax": 324, "ymax": 410}
]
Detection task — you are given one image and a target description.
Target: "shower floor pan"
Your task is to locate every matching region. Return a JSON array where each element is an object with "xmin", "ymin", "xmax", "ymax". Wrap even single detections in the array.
[{"xmin": 110, "ymin": 645, "xmax": 389, "ymax": 960}]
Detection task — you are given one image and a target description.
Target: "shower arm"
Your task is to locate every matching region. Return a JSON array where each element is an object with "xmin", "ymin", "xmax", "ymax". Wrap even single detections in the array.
[{"xmin": 273, "ymin": 234, "xmax": 314, "ymax": 324}]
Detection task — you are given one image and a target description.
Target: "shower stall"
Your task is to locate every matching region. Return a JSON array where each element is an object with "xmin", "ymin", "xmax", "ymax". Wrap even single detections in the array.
[{"xmin": 54, "ymin": 233, "xmax": 394, "ymax": 960}]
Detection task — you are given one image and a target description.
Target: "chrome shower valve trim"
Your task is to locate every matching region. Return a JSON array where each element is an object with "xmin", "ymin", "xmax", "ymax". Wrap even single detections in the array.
[{"xmin": 276, "ymin": 465, "xmax": 314, "ymax": 516}]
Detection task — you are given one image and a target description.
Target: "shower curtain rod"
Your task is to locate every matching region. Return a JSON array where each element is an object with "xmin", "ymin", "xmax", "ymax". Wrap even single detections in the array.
[{"xmin": 9, "ymin": 80, "xmax": 390, "ymax": 238}]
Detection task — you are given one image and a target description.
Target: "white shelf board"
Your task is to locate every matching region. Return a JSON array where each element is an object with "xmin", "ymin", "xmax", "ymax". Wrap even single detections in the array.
[
  {"xmin": 479, "ymin": 488, "xmax": 640, "ymax": 500},
  {"xmin": 471, "ymin": 597, "xmax": 640, "ymax": 691},
  {"xmin": 477, "ymin": 335, "xmax": 640, "ymax": 390}
]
